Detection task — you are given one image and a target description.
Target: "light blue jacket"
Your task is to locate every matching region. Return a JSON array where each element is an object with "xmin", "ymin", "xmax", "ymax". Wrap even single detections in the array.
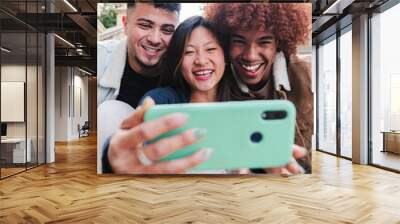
[{"xmin": 97, "ymin": 37, "xmax": 128, "ymax": 106}]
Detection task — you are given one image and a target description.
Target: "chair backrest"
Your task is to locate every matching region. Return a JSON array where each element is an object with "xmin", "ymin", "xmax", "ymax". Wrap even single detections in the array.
[{"xmin": 82, "ymin": 121, "xmax": 90, "ymax": 129}]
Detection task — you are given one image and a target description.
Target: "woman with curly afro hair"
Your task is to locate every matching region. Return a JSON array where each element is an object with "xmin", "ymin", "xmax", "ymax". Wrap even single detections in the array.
[{"xmin": 204, "ymin": 3, "xmax": 313, "ymax": 174}]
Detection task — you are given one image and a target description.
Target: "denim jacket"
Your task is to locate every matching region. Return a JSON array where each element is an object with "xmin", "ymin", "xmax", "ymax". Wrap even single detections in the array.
[{"xmin": 97, "ymin": 37, "xmax": 128, "ymax": 106}]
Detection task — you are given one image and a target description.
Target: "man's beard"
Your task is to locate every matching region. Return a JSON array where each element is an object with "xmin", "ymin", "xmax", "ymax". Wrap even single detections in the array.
[{"xmin": 135, "ymin": 55, "xmax": 161, "ymax": 78}]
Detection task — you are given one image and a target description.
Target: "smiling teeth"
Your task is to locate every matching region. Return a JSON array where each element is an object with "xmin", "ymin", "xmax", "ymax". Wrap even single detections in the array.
[
  {"xmin": 193, "ymin": 70, "xmax": 212, "ymax": 76},
  {"xmin": 242, "ymin": 64, "xmax": 261, "ymax": 72},
  {"xmin": 143, "ymin": 46, "xmax": 160, "ymax": 52}
]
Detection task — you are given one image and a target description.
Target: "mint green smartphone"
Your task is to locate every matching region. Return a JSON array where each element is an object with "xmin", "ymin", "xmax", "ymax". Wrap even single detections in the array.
[{"xmin": 144, "ymin": 100, "xmax": 296, "ymax": 171}]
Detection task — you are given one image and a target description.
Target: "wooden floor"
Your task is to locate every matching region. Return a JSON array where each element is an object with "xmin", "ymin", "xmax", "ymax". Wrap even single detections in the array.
[
  {"xmin": 1, "ymin": 135, "xmax": 400, "ymax": 223},
  {"xmin": 1, "ymin": 167, "xmax": 26, "ymax": 178},
  {"xmin": 1, "ymin": 163, "xmax": 44, "ymax": 178}
]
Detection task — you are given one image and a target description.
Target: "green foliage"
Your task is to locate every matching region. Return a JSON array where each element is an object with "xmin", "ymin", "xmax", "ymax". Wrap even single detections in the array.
[{"xmin": 99, "ymin": 7, "xmax": 117, "ymax": 29}]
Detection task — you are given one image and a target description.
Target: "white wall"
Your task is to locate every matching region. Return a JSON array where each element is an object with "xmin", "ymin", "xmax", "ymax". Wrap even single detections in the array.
[
  {"xmin": 1, "ymin": 65, "xmax": 25, "ymax": 137},
  {"xmin": 72, "ymin": 73, "xmax": 89, "ymax": 138},
  {"xmin": 1, "ymin": 65, "xmax": 35, "ymax": 138},
  {"xmin": 54, "ymin": 67, "xmax": 89, "ymax": 141},
  {"xmin": 55, "ymin": 66, "xmax": 69, "ymax": 141},
  {"xmin": 1, "ymin": 63, "xmax": 46, "ymax": 164}
]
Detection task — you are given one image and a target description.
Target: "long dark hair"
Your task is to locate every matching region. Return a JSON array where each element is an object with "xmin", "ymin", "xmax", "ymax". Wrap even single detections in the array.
[{"xmin": 159, "ymin": 16, "xmax": 240, "ymax": 101}]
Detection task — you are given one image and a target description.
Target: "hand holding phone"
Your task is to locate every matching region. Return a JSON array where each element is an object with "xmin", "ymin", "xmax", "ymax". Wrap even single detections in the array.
[
  {"xmin": 144, "ymin": 100, "xmax": 296, "ymax": 171},
  {"xmin": 106, "ymin": 98, "xmax": 211, "ymax": 174}
]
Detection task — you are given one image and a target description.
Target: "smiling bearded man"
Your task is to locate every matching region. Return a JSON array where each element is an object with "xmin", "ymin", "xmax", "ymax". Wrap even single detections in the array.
[{"xmin": 98, "ymin": 3, "xmax": 180, "ymax": 109}]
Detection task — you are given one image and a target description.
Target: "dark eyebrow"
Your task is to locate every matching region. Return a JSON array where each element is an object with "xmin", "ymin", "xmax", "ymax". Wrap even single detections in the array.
[
  {"xmin": 137, "ymin": 18, "xmax": 154, "ymax": 24},
  {"xmin": 231, "ymin": 34, "xmax": 245, "ymax": 39},
  {"xmin": 258, "ymin": 35, "xmax": 274, "ymax": 41},
  {"xmin": 161, "ymin": 24, "xmax": 175, "ymax": 30},
  {"xmin": 137, "ymin": 18, "xmax": 175, "ymax": 30}
]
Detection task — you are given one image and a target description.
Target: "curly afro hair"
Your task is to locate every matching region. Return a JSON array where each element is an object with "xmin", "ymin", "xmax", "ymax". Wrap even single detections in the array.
[{"xmin": 204, "ymin": 3, "xmax": 311, "ymax": 57}]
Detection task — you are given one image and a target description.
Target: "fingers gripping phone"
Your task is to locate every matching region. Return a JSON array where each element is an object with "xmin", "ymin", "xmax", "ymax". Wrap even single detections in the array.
[{"xmin": 144, "ymin": 100, "xmax": 296, "ymax": 171}]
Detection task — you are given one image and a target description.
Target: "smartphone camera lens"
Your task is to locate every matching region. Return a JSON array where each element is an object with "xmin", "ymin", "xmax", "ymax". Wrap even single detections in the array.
[
  {"xmin": 250, "ymin": 132, "xmax": 263, "ymax": 143},
  {"xmin": 261, "ymin": 111, "xmax": 287, "ymax": 120},
  {"xmin": 261, "ymin": 112, "xmax": 268, "ymax": 120}
]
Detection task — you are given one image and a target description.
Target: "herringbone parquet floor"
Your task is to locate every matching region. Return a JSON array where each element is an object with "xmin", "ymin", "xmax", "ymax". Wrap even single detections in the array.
[{"xmin": 1, "ymin": 134, "xmax": 400, "ymax": 223}]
